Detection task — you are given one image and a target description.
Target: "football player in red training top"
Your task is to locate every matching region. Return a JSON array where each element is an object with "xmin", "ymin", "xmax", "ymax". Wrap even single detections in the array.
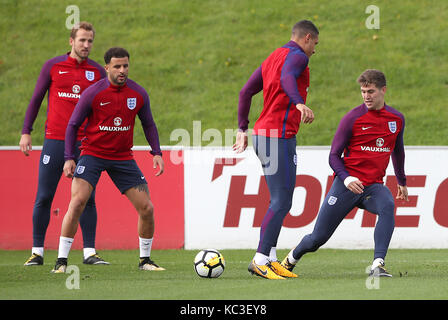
[
  {"xmin": 281, "ymin": 69, "xmax": 409, "ymax": 277},
  {"xmin": 52, "ymin": 47, "xmax": 165, "ymax": 273},
  {"xmin": 21, "ymin": 22, "xmax": 109, "ymax": 266},
  {"xmin": 233, "ymin": 20, "xmax": 318, "ymax": 279}
]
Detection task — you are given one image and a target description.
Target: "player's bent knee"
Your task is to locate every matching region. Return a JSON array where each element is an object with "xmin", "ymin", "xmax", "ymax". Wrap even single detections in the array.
[
  {"xmin": 270, "ymin": 200, "xmax": 293, "ymax": 217},
  {"xmin": 69, "ymin": 195, "xmax": 90, "ymax": 215},
  {"xmin": 34, "ymin": 192, "xmax": 54, "ymax": 207},
  {"xmin": 380, "ymin": 199, "xmax": 395, "ymax": 218},
  {"xmin": 139, "ymin": 202, "xmax": 154, "ymax": 220}
]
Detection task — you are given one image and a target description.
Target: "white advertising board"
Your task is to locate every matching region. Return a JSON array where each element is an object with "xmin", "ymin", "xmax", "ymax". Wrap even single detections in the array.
[{"xmin": 184, "ymin": 147, "xmax": 448, "ymax": 250}]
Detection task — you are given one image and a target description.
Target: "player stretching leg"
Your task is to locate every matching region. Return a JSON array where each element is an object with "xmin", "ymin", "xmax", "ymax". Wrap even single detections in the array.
[
  {"xmin": 52, "ymin": 47, "xmax": 165, "ymax": 273},
  {"xmin": 234, "ymin": 20, "xmax": 319, "ymax": 279},
  {"xmin": 282, "ymin": 69, "xmax": 409, "ymax": 277}
]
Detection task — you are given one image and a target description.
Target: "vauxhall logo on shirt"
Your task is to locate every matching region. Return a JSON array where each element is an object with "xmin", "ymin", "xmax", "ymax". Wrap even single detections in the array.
[
  {"xmin": 57, "ymin": 85, "xmax": 82, "ymax": 99},
  {"xmin": 57, "ymin": 84, "xmax": 82, "ymax": 99},
  {"xmin": 361, "ymin": 137, "xmax": 391, "ymax": 153},
  {"xmin": 99, "ymin": 116, "xmax": 131, "ymax": 132}
]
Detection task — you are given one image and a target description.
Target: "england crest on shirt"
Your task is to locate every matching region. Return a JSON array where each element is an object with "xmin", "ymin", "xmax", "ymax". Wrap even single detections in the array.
[
  {"xmin": 85, "ymin": 70, "xmax": 95, "ymax": 81},
  {"xmin": 388, "ymin": 121, "xmax": 397, "ymax": 133},
  {"xmin": 127, "ymin": 98, "xmax": 137, "ymax": 110}
]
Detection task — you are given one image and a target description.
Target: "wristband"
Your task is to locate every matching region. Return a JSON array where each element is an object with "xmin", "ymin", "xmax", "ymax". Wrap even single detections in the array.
[{"xmin": 344, "ymin": 176, "xmax": 358, "ymax": 188}]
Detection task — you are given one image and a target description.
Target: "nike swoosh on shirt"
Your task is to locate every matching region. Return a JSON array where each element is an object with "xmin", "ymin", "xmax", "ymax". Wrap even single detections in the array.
[
  {"xmin": 59, "ymin": 71, "xmax": 69, "ymax": 74},
  {"xmin": 362, "ymin": 126, "xmax": 372, "ymax": 130},
  {"xmin": 100, "ymin": 102, "xmax": 111, "ymax": 106}
]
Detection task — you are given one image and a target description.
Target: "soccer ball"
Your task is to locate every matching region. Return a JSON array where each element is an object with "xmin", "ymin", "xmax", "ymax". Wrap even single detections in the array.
[{"xmin": 194, "ymin": 249, "xmax": 225, "ymax": 278}]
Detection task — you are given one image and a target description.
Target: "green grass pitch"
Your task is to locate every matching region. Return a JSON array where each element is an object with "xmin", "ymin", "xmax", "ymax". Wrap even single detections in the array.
[
  {"xmin": 1, "ymin": 249, "xmax": 448, "ymax": 300},
  {"xmin": 1, "ymin": 0, "xmax": 447, "ymax": 146}
]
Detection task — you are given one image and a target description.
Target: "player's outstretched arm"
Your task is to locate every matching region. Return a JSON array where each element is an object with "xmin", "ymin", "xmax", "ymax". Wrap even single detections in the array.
[{"xmin": 233, "ymin": 130, "xmax": 248, "ymax": 153}]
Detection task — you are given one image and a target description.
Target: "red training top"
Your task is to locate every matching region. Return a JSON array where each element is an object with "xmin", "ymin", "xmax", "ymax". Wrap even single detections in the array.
[
  {"xmin": 238, "ymin": 41, "xmax": 309, "ymax": 138},
  {"xmin": 65, "ymin": 78, "xmax": 162, "ymax": 161},
  {"xmin": 329, "ymin": 103, "xmax": 406, "ymax": 186},
  {"xmin": 22, "ymin": 53, "xmax": 106, "ymax": 140}
]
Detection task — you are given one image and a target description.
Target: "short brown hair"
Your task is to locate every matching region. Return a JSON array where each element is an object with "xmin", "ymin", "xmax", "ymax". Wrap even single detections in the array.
[
  {"xmin": 70, "ymin": 21, "xmax": 95, "ymax": 39},
  {"xmin": 357, "ymin": 69, "xmax": 386, "ymax": 88},
  {"xmin": 104, "ymin": 47, "xmax": 130, "ymax": 64},
  {"xmin": 292, "ymin": 20, "xmax": 319, "ymax": 39}
]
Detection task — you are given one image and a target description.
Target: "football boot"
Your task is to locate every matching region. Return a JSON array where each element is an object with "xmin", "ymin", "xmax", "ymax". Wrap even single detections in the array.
[
  {"xmin": 281, "ymin": 251, "xmax": 297, "ymax": 272},
  {"xmin": 83, "ymin": 253, "xmax": 110, "ymax": 265},
  {"xmin": 248, "ymin": 260, "xmax": 285, "ymax": 280},
  {"xmin": 24, "ymin": 253, "xmax": 43, "ymax": 266},
  {"xmin": 51, "ymin": 258, "xmax": 68, "ymax": 273},
  {"xmin": 270, "ymin": 260, "xmax": 298, "ymax": 278},
  {"xmin": 139, "ymin": 257, "xmax": 165, "ymax": 271}
]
